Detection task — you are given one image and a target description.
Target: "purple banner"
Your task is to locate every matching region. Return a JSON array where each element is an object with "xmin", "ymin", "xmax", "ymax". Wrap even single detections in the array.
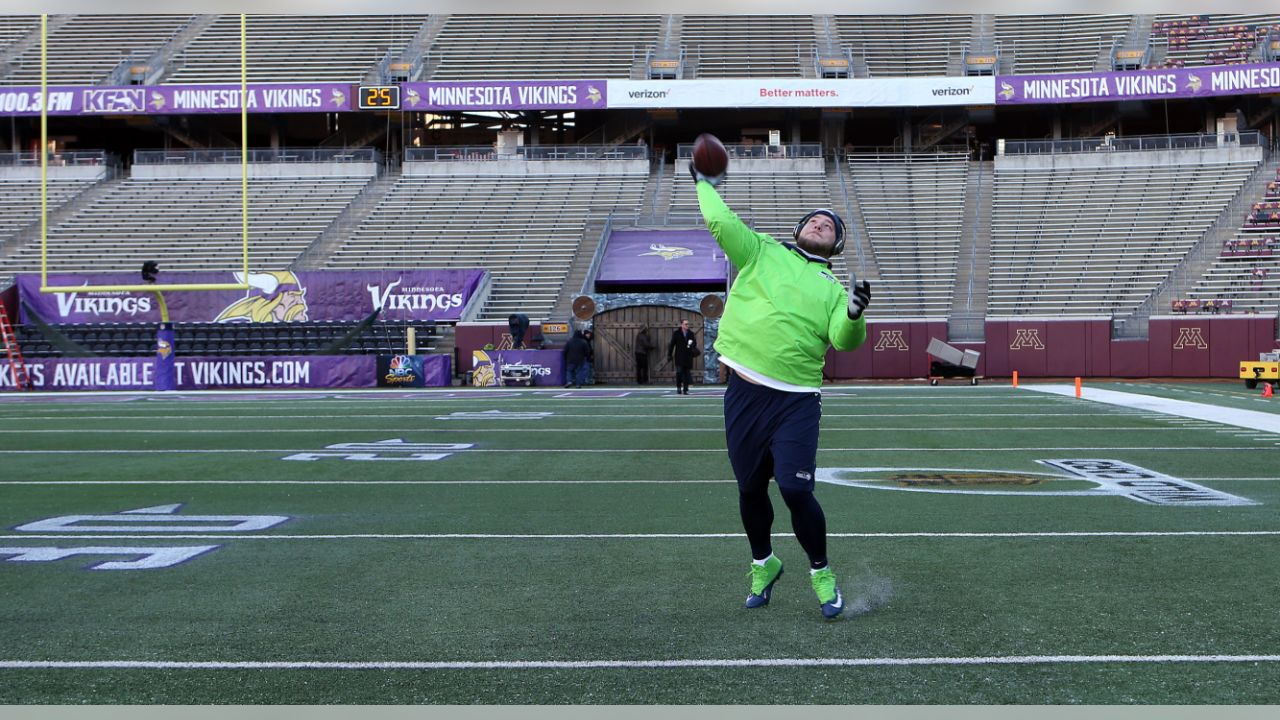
[
  {"xmin": 469, "ymin": 349, "xmax": 563, "ymax": 387},
  {"xmin": 997, "ymin": 63, "xmax": 1280, "ymax": 104},
  {"xmin": 401, "ymin": 81, "xmax": 605, "ymax": 111},
  {"xmin": 0, "ymin": 83, "xmax": 356, "ymax": 117},
  {"xmin": 595, "ymin": 230, "xmax": 729, "ymax": 288},
  {"xmin": 17, "ymin": 269, "xmax": 486, "ymax": 325},
  {"xmin": 0, "ymin": 355, "xmax": 375, "ymax": 391}
]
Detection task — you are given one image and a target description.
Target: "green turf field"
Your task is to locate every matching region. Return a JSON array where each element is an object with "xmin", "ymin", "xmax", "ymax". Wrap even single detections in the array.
[{"xmin": 1, "ymin": 383, "xmax": 1279, "ymax": 704}]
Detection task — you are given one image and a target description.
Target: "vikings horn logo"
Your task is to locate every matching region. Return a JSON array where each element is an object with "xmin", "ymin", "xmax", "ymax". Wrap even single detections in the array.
[
  {"xmin": 640, "ymin": 244, "xmax": 693, "ymax": 261},
  {"xmin": 214, "ymin": 271, "xmax": 310, "ymax": 323},
  {"xmin": 1185, "ymin": 75, "xmax": 1202, "ymax": 92},
  {"xmin": 998, "ymin": 81, "xmax": 1016, "ymax": 100}
]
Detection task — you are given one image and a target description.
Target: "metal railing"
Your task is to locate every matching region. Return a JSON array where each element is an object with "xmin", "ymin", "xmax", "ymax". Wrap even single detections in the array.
[
  {"xmin": 675, "ymin": 142, "xmax": 822, "ymax": 159},
  {"xmin": 0, "ymin": 151, "xmax": 112, "ymax": 166},
  {"xmin": 405, "ymin": 144, "xmax": 648, "ymax": 162},
  {"xmin": 831, "ymin": 150, "xmax": 866, "ymax": 276},
  {"xmin": 133, "ymin": 147, "xmax": 380, "ymax": 164},
  {"xmin": 1001, "ymin": 131, "xmax": 1264, "ymax": 156}
]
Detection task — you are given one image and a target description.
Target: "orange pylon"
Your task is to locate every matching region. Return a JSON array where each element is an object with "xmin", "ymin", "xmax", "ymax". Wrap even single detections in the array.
[{"xmin": 1265, "ymin": 383, "xmax": 1275, "ymax": 398}]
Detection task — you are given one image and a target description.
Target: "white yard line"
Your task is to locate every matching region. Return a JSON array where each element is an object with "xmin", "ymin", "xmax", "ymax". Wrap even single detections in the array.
[
  {"xmin": 4, "ymin": 530, "xmax": 1279, "ymax": 540},
  {"xmin": 2, "ymin": 654, "xmax": 1280, "ymax": 671},
  {"xmin": 1, "ymin": 477, "xmax": 1274, "ymax": 485},
  {"xmin": 0, "ymin": 446, "xmax": 1271, "ymax": 455},
  {"xmin": 1025, "ymin": 385, "xmax": 1280, "ymax": 435}
]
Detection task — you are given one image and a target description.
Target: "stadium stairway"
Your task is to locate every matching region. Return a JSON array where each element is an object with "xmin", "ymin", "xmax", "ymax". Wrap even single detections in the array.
[
  {"xmin": 548, "ymin": 213, "xmax": 613, "ymax": 324},
  {"xmin": 0, "ymin": 15, "xmax": 72, "ymax": 78},
  {"xmin": 138, "ymin": 15, "xmax": 218, "ymax": 84},
  {"xmin": 949, "ymin": 159, "xmax": 993, "ymax": 340},
  {"xmin": 292, "ymin": 174, "xmax": 396, "ymax": 271},
  {"xmin": 829, "ymin": 157, "xmax": 880, "ymax": 282}
]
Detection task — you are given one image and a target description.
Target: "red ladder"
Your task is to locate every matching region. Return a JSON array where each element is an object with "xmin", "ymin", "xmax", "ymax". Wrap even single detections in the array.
[{"xmin": 0, "ymin": 298, "xmax": 31, "ymax": 391}]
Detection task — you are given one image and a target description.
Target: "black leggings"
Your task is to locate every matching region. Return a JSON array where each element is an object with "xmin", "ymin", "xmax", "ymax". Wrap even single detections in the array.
[{"xmin": 738, "ymin": 484, "xmax": 828, "ymax": 569}]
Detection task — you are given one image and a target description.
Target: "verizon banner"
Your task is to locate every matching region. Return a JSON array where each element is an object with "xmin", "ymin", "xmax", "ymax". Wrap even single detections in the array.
[{"xmin": 606, "ymin": 77, "xmax": 992, "ymax": 108}]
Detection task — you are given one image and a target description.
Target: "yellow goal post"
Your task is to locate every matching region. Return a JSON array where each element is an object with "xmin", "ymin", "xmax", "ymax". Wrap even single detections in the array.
[{"xmin": 37, "ymin": 13, "xmax": 252, "ymax": 297}]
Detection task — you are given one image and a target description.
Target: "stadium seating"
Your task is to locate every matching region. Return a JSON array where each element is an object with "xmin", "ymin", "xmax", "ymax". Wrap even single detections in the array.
[
  {"xmin": 681, "ymin": 15, "xmax": 813, "ymax": 77},
  {"xmin": 832, "ymin": 15, "xmax": 972, "ymax": 77},
  {"xmin": 323, "ymin": 160, "xmax": 648, "ymax": 322},
  {"xmin": 426, "ymin": 15, "xmax": 663, "ymax": 80},
  {"xmin": 846, "ymin": 151, "xmax": 969, "ymax": 317},
  {"xmin": 3, "ymin": 173, "xmax": 374, "ymax": 276},
  {"xmin": 163, "ymin": 14, "xmax": 429, "ymax": 83},
  {"xmin": 0, "ymin": 178, "xmax": 100, "ymax": 247},
  {"xmin": 989, "ymin": 148, "xmax": 1259, "ymax": 316},
  {"xmin": 1151, "ymin": 14, "xmax": 1280, "ymax": 68},
  {"xmin": 993, "ymin": 14, "xmax": 1132, "ymax": 74},
  {"xmin": 2, "ymin": 15, "xmax": 193, "ymax": 85}
]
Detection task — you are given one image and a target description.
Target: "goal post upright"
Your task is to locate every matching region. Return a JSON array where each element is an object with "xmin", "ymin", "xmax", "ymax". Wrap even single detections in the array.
[
  {"xmin": 33, "ymin": 14, "xmax": 255, "ymax": 391},
  {"xmin": 37, "ymin": 13, "xmax": 251, "ymax": 297}
]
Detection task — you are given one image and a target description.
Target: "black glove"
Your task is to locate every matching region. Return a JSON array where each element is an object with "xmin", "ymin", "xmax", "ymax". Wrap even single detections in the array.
[
  {"xmin": 847, "ymin": 277, "xmax": 871, "ymax": 320},
  {"xmin": 688, "ymin": 161, "xmax": 723, "ymax": 187}
]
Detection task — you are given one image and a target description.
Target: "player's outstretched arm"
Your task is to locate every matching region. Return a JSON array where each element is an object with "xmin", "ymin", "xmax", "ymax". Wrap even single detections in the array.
[{"xmin": 695, "ymin": 178, "xmax": 763, "ymax": 268}]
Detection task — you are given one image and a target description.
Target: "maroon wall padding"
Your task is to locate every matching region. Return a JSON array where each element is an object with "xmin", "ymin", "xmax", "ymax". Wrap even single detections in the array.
[
  {"xmin": 1167, "ymin": 317, "xmax": 1213, "ymax": 377},
  {"xmin": 1089, "ymin": 321, "xmax": 1112, "ymax": 376},
  {"xmin": 1207, "ymin": 319, "xmax": 1250, "ymax": 378},
  {"xmin": 1148, "ymin": 320, "xmax": 1172, "ymax": 376},
  {"xmin": 1004, "ymin": 320, "xmax": 1049, "ymax": 376},
  {"xmin": 827, "ymin": 320, "xmax": 948, "ymax": 379},
  {"xmin": 1110, "ymin": 338, "xmax": 1150, "ymax": 377},
  {"xmin": 1253, "ymin": 317, "xmax": 1280, "ymax": 358},
  {"xmin": 1149, "ymin": 315, "xmax": 1278, "ymax": 378},
  {"xmin": 984, "ymin": 321, "xmax": 1009, "ymax": 376},
  {"xmin": 1045, "ymin": 321, "xmax": 1087, "ymax": 377},
  {"xmin": 802, "ymin": 316, "xmax": 1272, "ymax": 381},
  {"xmin": 454, "ymin": 321, "xmax": 544, "ymax": 373}
]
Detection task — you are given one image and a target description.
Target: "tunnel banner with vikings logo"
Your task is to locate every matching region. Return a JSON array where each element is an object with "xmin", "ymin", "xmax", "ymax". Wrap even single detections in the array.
[
  {"xmin": 16, "ymin": 269, "xmax": 487, "ymax": 324},
  {"xmin": 595, "ymin": 229, "xmax": 729, "ymax": 290}
]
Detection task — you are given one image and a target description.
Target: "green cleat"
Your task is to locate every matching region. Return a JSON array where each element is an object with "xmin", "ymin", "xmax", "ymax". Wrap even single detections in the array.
[
  {"xmin": 744, "ymin": 556, "xmax": 784, "ymax": 608},
  {"xmin": 810, "ymin": 567, "xmax": 844, "ymax": 619}
]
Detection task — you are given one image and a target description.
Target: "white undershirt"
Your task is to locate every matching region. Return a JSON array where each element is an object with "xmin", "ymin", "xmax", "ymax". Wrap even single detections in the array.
[{"xmin": 717, "ymin": 353, "xmax": 820, "ymax": 394}]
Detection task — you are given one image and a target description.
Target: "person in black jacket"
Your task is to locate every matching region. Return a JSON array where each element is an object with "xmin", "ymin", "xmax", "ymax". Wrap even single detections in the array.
[
  {"xmin": 667, "ymin": 319, "xmax": 700, "ymax": 394},
  {"xmin": 563, "ymin": 330, "xmax": 591, "ymax": 388}
]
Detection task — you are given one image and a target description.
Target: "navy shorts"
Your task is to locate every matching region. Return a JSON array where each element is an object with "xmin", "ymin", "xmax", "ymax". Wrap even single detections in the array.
[{"xmin": 723, "ymin": 371, "xmax": 822, "ymax": 493}]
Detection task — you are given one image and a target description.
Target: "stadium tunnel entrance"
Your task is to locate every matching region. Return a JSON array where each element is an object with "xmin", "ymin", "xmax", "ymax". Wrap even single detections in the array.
[{"xmin": 590, "ymin": 305, "xmax": 705, "ymax": 387}]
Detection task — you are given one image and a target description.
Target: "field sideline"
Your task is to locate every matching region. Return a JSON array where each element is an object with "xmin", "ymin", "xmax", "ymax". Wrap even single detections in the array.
[{"xmin": 1, "ymin": 381, "xmax": 1278, "ymax": 704}]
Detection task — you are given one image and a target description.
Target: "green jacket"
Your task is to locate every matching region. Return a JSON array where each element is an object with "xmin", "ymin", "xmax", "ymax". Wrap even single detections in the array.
[{"xmin": 697, "ymin": 181, "xmax": 866, "ymax": 388}]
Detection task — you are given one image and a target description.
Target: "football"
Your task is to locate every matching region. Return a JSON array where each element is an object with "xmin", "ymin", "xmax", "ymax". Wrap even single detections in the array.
[{"xmin": 692, "ymin": 133, "xmax": 729, "ymax": 178}]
